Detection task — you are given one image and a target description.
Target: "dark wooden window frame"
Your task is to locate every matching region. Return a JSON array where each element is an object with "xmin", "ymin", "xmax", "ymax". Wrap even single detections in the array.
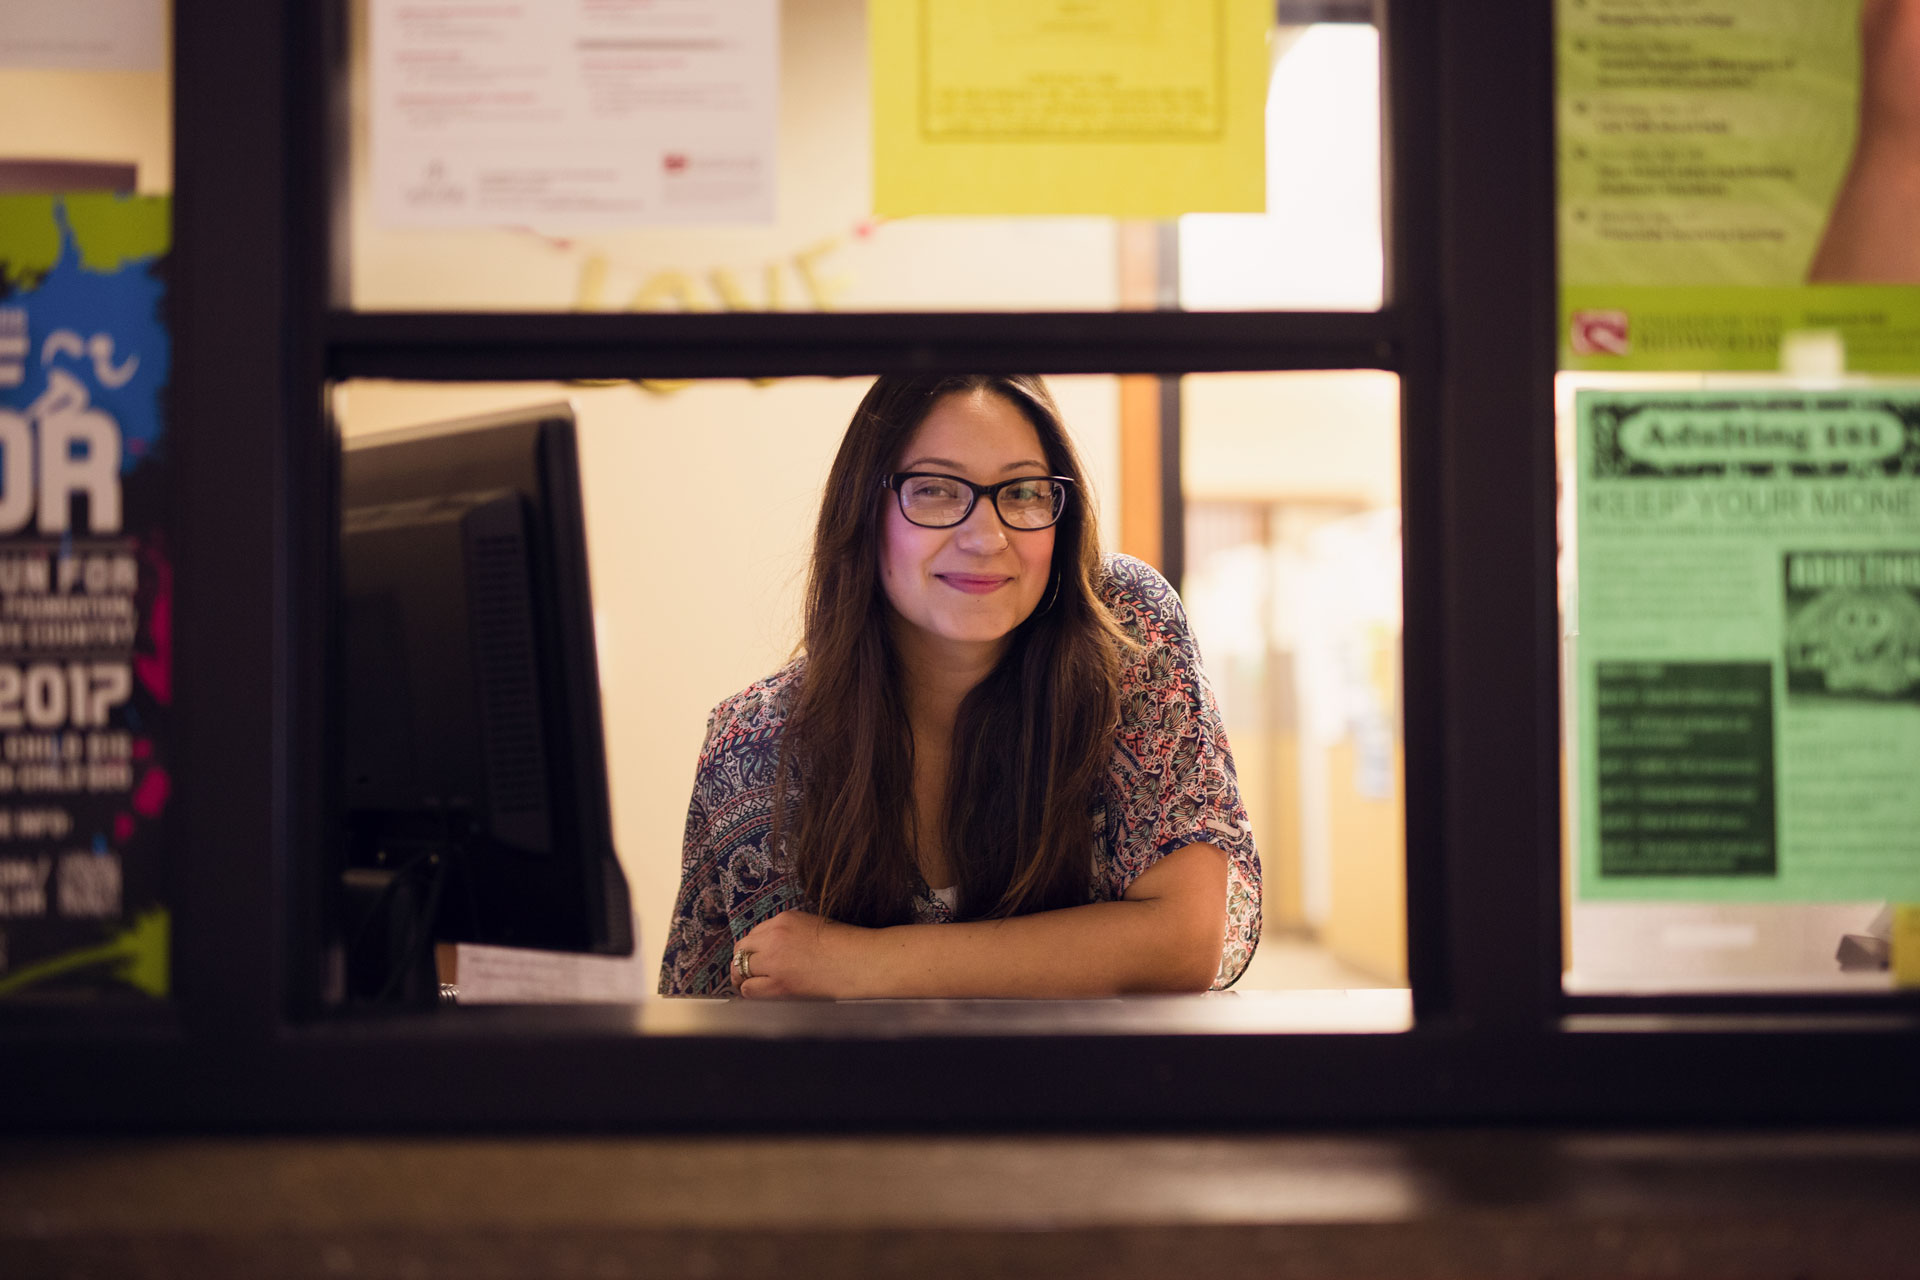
[{"xmin": 7, "ymin": 0, "xmax": 1916, "ymax": 1132}]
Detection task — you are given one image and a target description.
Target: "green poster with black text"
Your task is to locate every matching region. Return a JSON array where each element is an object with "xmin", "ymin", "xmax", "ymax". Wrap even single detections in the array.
[{"xmin": 1572, "ymin": 388, "xmax": 1920, "ymax": 901}]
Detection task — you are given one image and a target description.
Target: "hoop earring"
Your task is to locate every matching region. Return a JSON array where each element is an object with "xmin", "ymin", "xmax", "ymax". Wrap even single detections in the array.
[{"xmin": 1036, "ymin": 568, "xmax": 1062, "ymax": 615}]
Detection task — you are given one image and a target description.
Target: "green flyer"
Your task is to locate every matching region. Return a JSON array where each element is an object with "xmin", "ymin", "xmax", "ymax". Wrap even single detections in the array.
[
  {"xmin": 1558, "ymin": 0, "xmax": 1920, "ymax": 372},
  {"xmin": 1571, "ymin": 389, "xmax": 1920, "ymax": 901}
]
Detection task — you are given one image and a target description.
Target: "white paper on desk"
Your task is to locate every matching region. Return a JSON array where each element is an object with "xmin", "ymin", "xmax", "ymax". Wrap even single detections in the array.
[
  {"xmin": 453, "ymin": 942, "xmax": 651, "ymax": 1004},
  {"xmin": 0, "ymin": 0, "xmax": 165, "ymax": 70},
  {"xmin": 371, "ymin": 0, "xmax": 778, "ymax": 228}
]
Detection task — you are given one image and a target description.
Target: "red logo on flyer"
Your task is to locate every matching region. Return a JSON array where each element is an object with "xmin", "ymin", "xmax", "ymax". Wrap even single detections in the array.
[
  {"xmin": 663, "ymin": 153, "xmax": 688, "ymax": 173},
  {"xmin": 1570, "ymin": 309, "xmax": 1630, "ymax": 356}
]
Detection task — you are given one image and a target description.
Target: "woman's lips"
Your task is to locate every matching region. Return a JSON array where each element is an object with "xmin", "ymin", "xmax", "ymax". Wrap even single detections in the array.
[{"xmin": 937, "ymin": 574, "xmax": 1010, "ymax": 595}]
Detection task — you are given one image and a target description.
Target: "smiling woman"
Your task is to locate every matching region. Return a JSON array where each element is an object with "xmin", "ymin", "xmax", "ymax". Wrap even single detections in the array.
[{"xmin": 657, "ymin": 374, "xmax": 1262, "ymax": 999}]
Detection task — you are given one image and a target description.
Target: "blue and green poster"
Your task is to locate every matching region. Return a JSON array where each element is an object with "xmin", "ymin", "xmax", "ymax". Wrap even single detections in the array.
[{"xmin": 0, "ymin": 194, "xmax": 170, "ymax": 1001}]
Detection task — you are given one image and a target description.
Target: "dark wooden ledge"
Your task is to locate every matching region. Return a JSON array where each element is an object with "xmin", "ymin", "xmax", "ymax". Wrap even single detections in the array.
[{"xmin": 5, "ymin": 1130, "xmax": 1920, "ymax": 1278}]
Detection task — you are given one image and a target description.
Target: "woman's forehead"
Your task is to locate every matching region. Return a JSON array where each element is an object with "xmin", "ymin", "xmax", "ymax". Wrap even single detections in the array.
[{"xmin": 898, "ymin": 389, "xmax": 1047, "ymax": 472}]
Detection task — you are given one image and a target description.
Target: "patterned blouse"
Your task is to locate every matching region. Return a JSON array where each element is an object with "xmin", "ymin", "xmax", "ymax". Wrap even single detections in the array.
[{"xmin": 657, "ymin": 553, "xmax": 1262, "ymax": 995}]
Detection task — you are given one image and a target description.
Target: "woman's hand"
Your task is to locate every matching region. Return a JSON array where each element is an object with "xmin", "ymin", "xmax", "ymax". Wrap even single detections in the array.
[{"xmin": 731, "ymin": 910, "xmax": 874, "ymax": 999}]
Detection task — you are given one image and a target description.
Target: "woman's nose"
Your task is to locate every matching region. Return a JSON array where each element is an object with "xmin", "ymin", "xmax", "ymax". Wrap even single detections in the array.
[{"xmin": 952, "ymin": 497, "xmax": 1008, "ymax": 551}]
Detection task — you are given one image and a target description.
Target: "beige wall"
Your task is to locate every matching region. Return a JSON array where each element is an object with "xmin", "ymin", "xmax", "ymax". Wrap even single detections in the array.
[
  {"xmin": 1321, "ymin": 741, "xmax": 1407, "ymax": 983},
  {"xmin": 0, "ymin": 10, "xmax": 172, "ymax": 194},
  {"xmin": 1181, "ymin": 371, "xmax": 1399, "ymax": 505}
]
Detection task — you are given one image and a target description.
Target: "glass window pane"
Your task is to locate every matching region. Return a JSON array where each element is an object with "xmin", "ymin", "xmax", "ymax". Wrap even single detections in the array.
[
  {"xmin": 345, "ymin": 2, "xmax": 1381, "ymax": 313},
  {"xmin": 1179, "ymin": 25, "xmax": 1383, "ymax": 312},
  {"xmin": 1180, "ymin": 372, "xmax": 1404, "ymax": 991},
  {"xmin": 334, "ymin": 371, "xmax": 1409, "ymax": 1025}
]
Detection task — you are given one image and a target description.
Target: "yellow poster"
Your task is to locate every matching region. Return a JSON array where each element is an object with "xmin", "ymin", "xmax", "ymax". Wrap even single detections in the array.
[
  {"xmin": 871, "ymin": 0, "xmax": 1268, "ymax": 218},
  {"xmin": 1895, "ymin": 905, "xmax": 1920, "ymax": 989}
]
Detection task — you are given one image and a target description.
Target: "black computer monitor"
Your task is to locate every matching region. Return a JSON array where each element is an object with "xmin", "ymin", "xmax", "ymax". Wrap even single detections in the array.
[{"xmin": 338, "ymin": 402, "xmax": 632, "ymax": 1001}]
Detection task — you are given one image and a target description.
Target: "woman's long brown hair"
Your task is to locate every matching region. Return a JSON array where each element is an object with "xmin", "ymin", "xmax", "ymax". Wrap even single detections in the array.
[{"xmin": 772, "ymin": 374, "xmax": 1132, "ymax": 926}]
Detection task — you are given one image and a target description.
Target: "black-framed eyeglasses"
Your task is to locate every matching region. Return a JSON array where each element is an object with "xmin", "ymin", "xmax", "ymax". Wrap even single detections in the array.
[{"xmin": 881, "ymin": 472, "xmax": 1074, "ymax": 530}]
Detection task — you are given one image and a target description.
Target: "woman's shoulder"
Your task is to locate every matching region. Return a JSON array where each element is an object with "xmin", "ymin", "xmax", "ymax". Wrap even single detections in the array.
[
  {"xmin": 698, "ymin": 657, "xmax": 804, "ymax": 764},
  {"xmin": 1095, "ymin": 552, "xmax": 1192, "ymax": 647}
]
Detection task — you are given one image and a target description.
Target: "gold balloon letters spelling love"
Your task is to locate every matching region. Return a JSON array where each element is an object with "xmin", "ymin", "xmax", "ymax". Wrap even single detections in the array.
[{"xmin": 562, "ymin": 231, "xmax": 860, "ymax": 394}]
